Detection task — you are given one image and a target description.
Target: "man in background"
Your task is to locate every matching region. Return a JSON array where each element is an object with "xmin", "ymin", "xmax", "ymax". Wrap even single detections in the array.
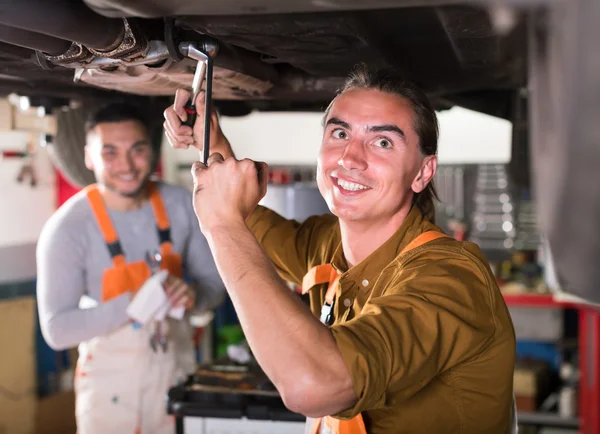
[{"xmin": 37, "ymin": 103, "xmax": 225, "ymax": 434}]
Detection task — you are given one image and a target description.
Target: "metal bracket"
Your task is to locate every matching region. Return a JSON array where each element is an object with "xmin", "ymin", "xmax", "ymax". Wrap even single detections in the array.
[
  {"xmin": 33, "ymin": 51, "xmax": 55, "ymax": 70},
  {"xmin": 42, "ymin": 42, "xmax": 92, "ymax": 65},
  {"xmin": 164, "ymin": 17, "xmax": 184, "ymax": 62},
  {"xmin": 81, "ymin": 40, "xmax": 171, "ymax": 69},
  {"xmin": 87, "ymin": 18, "xmax": 147, "ymax": 60}
]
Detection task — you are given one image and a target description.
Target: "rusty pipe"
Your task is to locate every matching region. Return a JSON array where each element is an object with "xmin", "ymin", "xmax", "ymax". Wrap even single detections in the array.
[
  {"xmin": 0, "ymin": 24, "xmax": 71, "ymax": 56},
  {"xmin": 0, "ymin": 0, "xmax": 124, "ymax": 51}
]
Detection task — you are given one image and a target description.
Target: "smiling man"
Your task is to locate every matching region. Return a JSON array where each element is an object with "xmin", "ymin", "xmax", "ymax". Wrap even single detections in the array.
[
  {"xmin": 164, "ymin": 65, "xmax": 516, "ymax": 434},
  {"xmin": 36, "ymin": 103, "xmax": 225, "ymax": 434}
]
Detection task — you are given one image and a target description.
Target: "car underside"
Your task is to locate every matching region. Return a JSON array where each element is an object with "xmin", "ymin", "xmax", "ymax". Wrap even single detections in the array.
[
  {"xmin": 1, "ymin": 0, "xmax": 599, "ymax": 304},
  {"xmin": 0, "ymin": 0, "xmax": 527, "ymax": 118}
]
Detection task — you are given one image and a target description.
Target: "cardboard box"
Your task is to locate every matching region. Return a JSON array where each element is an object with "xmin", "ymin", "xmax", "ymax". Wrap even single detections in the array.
[
  {"xmin": 35, "ymin": 337, "xmax": 78, "ymax": 433},
  {"xmin": 35, "ymin": 392, "xmax": 76, "ymax": 434},
  {"xmin": 514, "ymin": 359, "xmax": 556, "ymax": 411},
  {"xmin": 0, "ymin": 297, "xmax": 37, "ymax": 434}
]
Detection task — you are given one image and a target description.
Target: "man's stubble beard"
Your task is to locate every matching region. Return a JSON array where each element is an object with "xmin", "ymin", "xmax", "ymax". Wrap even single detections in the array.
[{"xmin": 103, "ymin": 172, "xmax": 153, "ymax": 199}]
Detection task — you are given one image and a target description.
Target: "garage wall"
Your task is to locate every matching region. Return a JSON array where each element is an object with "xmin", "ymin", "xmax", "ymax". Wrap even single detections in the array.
[
  {"xmin": 0, "ymin": 132, "xmax": 56, "ymax": 284},
  {"xmin": 437, "ymin": 106, "xmax": 512, "ymax": 164}
]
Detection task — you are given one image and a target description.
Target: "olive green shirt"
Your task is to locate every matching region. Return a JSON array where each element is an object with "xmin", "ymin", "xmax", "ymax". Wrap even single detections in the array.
[{"xmin": 248, "ymin": 205, "xmax": 516, "ymax": 434}]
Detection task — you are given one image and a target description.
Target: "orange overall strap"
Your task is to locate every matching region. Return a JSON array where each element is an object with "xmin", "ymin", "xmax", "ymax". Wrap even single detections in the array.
[
  {"xmin": 302, "ymin": 264, "xmax": 338, "ymax": 295},
  {"xmin": 302, "ymin": 231, "xmax": 448, "ymax": 296},
  {"xmin": 399, "ymin": 230, "xmax": 448, "ymax": 256},
  {"xmin": 85, "ymin": 185, "xmax": 126, "ymax": 267},
  {"xmin": 311, "ymin": 414, "xmax": 368, "ymax": 434},
  {"xmin": 148, "ymin": 182, "xmax": 174, "ymax": 256}
]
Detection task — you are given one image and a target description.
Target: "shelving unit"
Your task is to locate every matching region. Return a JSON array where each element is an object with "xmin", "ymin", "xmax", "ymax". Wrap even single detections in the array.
[
  {"xmin": 518, "ymin": 411, "xmax": 579, "ymax": 429},
  {"xmin": 504, "ymin": 293, "xmax": 600, "ymax": 434}
]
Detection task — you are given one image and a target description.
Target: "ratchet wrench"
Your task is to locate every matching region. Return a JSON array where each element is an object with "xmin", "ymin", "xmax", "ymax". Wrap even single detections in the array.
[{"xmin": 179, "ymin": 41, "xmax": 218, "ymax": 165}]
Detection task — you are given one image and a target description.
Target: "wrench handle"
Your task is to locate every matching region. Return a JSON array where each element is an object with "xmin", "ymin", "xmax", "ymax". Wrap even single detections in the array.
[
  {"xmin": 182, "ymin": 100, "xmax": 197, "ymax": 128},
  {"xmin": 202, "ymin": 58, "xmax": 213, "ymax": 166}
]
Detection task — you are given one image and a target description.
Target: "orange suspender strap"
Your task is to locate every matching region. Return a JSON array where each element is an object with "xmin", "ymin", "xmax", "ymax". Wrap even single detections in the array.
[
  {"xmin": 85, "ymin": 185, "xmax": 126, "ymax": 267},
  {"xmin": 302, "ymin": 264, "xmax": 338, "ymax": 295},
  {"xmin": 300, "ymin": 264, "xmax": 340, "ymax": 305},
  {"xmin": 148, "ymin": 182, "xmax": 174, "ymax": 256},
  {"xmin": 85, "ymin": 182, "xmax": 176, "ymax": 268},
  {"xmin": 398, "ymin": 230, "xmax": 448, "ymax": 256},
  {"xmin": 302, "ymin": 230, "xmax": 449, "ymax": 298},
  {"xmin": 311, "ymin": 415, "xmax": 368, "ymax": 434}
]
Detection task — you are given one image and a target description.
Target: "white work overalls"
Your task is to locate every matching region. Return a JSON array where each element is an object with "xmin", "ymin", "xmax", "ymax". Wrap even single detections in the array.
[{"xmin": 74, "ymin": 183, "xmax": 195, "ymax": 434}]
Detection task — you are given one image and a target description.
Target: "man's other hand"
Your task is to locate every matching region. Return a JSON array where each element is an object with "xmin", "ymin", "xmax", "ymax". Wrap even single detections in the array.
[
  {"xmin": 164, "ymin": 274, "xmax": 195, "ymax": 310},
  {"xmin": 163, "ymin": 88, "xmax": 234, "ymax": 159}
]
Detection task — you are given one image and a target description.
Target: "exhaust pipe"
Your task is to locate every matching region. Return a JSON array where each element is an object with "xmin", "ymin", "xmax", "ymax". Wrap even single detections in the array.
[
  {"xmin": 0, "ymin": 0, "xmax": 124, "ymax": 51},
  {"xmin": 0, "ymin": 24, "xmax": 71, "ymax": 56}
]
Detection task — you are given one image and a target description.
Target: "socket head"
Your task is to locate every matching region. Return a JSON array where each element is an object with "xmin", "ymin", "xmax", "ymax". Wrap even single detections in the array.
[{"xmin": 179, "ymin": 39, "xmax": 218, "ymax": 61}]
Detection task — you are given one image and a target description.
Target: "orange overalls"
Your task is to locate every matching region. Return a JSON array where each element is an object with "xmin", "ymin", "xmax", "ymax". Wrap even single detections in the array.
[
  {"xmin": 74, "ymin": 182, "xmax": 194, "ymax": 434},
  {"xmin": 86, "ymin": 182, "xmax": 183, "ymax": 299},
  {"xmin": 302, "ymin": 231, "xmax": 448, "ymax": 434}
]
